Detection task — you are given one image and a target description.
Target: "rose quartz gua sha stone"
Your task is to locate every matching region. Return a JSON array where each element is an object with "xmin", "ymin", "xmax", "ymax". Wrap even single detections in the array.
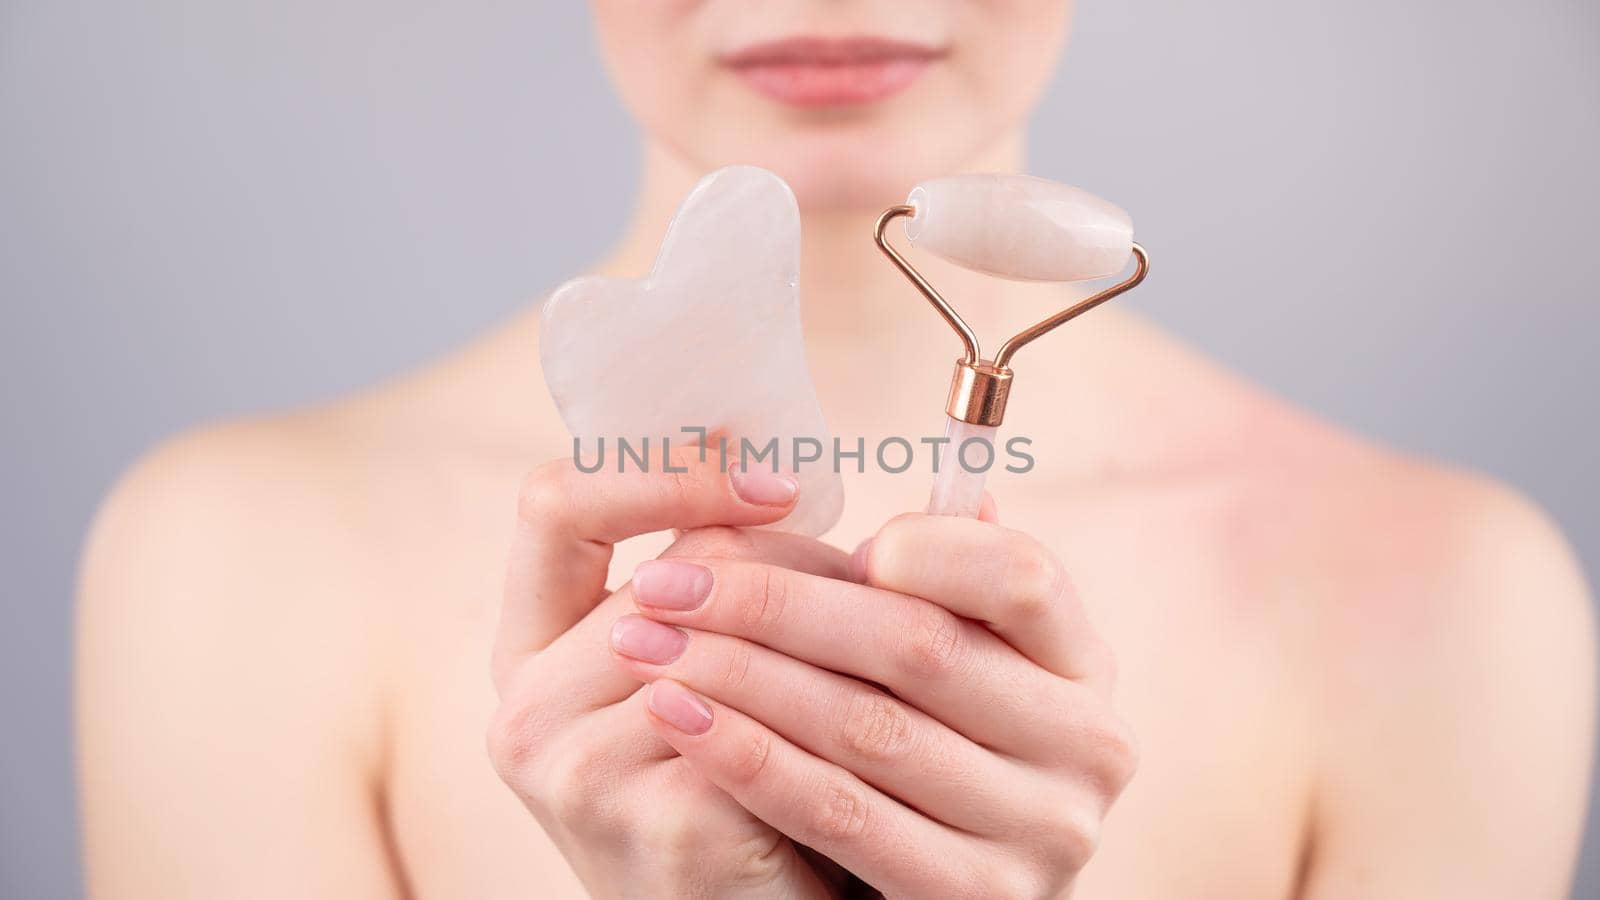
[{"xmin": 539, "ymin": 166, "xmax": 844, "ymax": 536}]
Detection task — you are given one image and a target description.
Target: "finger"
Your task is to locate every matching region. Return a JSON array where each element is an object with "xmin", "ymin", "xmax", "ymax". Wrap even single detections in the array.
[
  {"xmin": 628, "ymin": 558, "xmax": 1085, "ymax": 752},
  {"xmin": 978, "ymin": 491, "xmax": 1000, "ymax": 523},
  {"xmin": 865, "ymin": 514, "xmax": 1112, "ymax": 688},
  {"xmin": 498, "ymin": 529, "xmax": 851, "ymax": 727},
  {"xmin": 662, "ymin": 526, "xmax": 853, "ymax": 576},
  {"xmin": 609, "ymin": 618, "xmax": 1058, "ymax": 835},
  {"xmin": 494, "ymin": 446, "xmax": 801, "ymax": 690},
  {"xmin": 642, "ymin": 679, "xmax": 985, "ymax": 897},
  {"xmin": 847, "ymin": 492, "xmax": 996, "ymax": 581}
]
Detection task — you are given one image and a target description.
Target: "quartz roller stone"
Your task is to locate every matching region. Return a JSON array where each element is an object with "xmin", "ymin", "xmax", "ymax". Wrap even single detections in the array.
[
  {"xmin": 904, "ymin": 174, "xmax": 1133, "ymax": 282},
  {"xmin": 540, "ymin": 166, "xmax": 844, "ymax": 536}
]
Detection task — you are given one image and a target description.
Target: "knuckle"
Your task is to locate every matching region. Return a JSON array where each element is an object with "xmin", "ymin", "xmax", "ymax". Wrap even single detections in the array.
[
  {"xmin": 660, "ymin": 461, "xmax": 702, "ymax": 508},
  {"xmin": 840, "ymin": 690, "xmax": 915, "ymax": 764},
  {"xmin": 881, "ymin": 511, "xmax": 924, "ymax": 535},
  {"xmin": 1091, "ymin": 715, "xmax": 1140, "ymax": 790},
  {"xmin": 485, "ymin": 691, "xmax": 568, "ymax": 791},
  {"xmin": 741, "ymin": 565, "xmax": 789, "ymax": 631},
  {"xmin": 721, "ymin": 830, "xmax": 802, "ymax": 891},
  {"xmin": 485, "ymin": 703, "xmax": 538, "ymax": 782},
  {"xmin": 1007, "ymin": 586, "xmax": 1051, "ymax": 626},
  {"xmin": 487, "ymin": 700, "xmax": 629, "ymax": 834},
  {"xmin": 651, "ymin": 768, "xmax": 798, "ymax": 886},
  {"xmin": 641, "ymin": 787, "xmax": 714, "ymax": 857},
  {"xmin": 636, "ymin": 764, "xmax": 719, "ymax": 854},
  {"xmin": 967, "ymin": 863, "xmax": 1043, "ymax": 900},
  {"xmin": 667, "ymin": 525, "xmax": 756, "ymax": 560},
  {"xmin": 868, "ymin": 514, "xmax": 918, "ymax": 572},
  {"xmin": 805, "ymin": 780, "xmax": 873, "ymax": 844},
  {"xmin": 641, "ymin": 809, "xmax": 699, "ymax": 859},
  {"xmin": 727, "ymin": 730, "xmax": 775, "ymax": 787},
  {"xmin": 1006, "ymin": 543, "xmax": 1069, "ymax": 621},
  {"xmin": 902, "ymin": 607, "xmax": 967, "ymax": 679},
  {"xmin": 530, "ymin": 738, "xmax": 614, "ymax": 827},
  {"xmin": 718, "ymin": 639, "xmax": 755, "ymax": 693},
  {"xmin": 517, "ymin": 737, "xmax": 581, "ymax": 817},
  {"xmin": 515, "ymin": 462, "xmax": 569, "ymax": 527},
  {"xmin": 662, "ymin": 439, "xmax": 706, "ymax": 475},
  {"xmin": 1043, "ymin": 802, "xmax": 1102, "ymax": 871}
]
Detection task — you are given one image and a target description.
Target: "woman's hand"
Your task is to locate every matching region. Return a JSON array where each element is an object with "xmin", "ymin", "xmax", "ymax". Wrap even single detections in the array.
[
  {"xmin": 611, "ymin": 511, "xmax": 1137, "ymax": 900},
  {"xmin": 487, "ymin": 450, "xmax": 855, "ymax": 897}
]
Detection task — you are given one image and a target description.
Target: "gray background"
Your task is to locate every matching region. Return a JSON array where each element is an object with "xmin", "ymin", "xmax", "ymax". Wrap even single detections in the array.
[{"xmin": 2, "ymin": 0, "xmax": 1597, "ymax": 896}]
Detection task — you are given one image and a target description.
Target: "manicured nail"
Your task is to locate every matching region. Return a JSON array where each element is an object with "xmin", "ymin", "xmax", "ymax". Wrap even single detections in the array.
[
  {"xmin": 610, "ymin": 615, "xmax": 688, "ymax": 665},
  {"xmin": 729, "ymin": 464, "xmax": 798, "ymax": 507},
  {"xmin": 647, "ymin": 680, "xmax": 713, "ymax": 735},
  {"xmin": 632, "ymin": 560, "xmax": 713, "ymax": 611},
  {"xmin": 849, "ymin": 539, "xmax": 874, "ymax": 583}
]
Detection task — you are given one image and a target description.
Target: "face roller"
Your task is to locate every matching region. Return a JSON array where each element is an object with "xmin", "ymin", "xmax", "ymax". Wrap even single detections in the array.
[{"xmin": 874, "ymin": 174, "xmax": 1150, "ymax": 517}]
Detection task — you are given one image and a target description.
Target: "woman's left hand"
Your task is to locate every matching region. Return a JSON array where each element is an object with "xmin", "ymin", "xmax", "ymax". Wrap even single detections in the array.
[{"xmin": 608, "ymin": 511, "xmax": 1138, "ymax": 899}]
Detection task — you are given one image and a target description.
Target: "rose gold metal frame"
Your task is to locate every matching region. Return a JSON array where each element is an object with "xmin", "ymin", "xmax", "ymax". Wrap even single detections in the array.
[{"xmin": 873, "ymin": 204, "xmax": 1149, "ymax": 426}]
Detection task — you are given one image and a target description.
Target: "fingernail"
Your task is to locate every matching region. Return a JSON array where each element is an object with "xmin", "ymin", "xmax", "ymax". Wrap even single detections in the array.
[
  {"xmin": 647, "ymin": 680, "xmax": 713, "ymax": 735},
  {"xmin": 610, "ymin": 616, "xmax": 688, "ymax": 665},
  {"xmin": 633, "ymin": 560, "xmax": 713, "ymax": 611},
  {"xmin": 729, "ymin": 465, "xmax": 798, "ymax": 507},
  {"xmin": 849, "ymin": 539, "xmax": 873, "ymax": 583}
]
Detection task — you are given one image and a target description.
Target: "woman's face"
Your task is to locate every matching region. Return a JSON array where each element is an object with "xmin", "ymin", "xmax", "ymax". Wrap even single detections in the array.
[{"xmin": 588, "ymin": 1, "xmax": 1073, "ymax": 210}]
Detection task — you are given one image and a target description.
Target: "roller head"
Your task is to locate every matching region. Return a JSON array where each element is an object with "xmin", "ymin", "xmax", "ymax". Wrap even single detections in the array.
[{"xmin": 903, "ymin": 174, "xmax": 1133, "ymax": 282}]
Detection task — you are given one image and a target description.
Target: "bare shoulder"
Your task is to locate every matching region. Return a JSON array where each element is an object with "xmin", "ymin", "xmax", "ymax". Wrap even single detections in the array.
[
  {"xmin": 81, "ymin": 401, "xmax": 406, "ymax": 627},
  {"xmin": 76, "ymin": 356, "xmax": 555, "ymax": 658},
  {"xmin": 77, "ymin": 322, "xmax": 560, "ymax": 634},
  {"xmin": 1319, "ymin": 452, "xmax": 1590, "ymax": 651},
  {"xmin": 1217, "ymin": 394, "xmax": 1595, "ymax": 704},
  {"xmin": 73, "ymin": 403, "xmax": 411, "ymax": 894},
  {"xmin": 1254, "ymin": 414, "xmax": 1595, "ymax": 681},
  {"xmin": 1225, "ymin": 400, "xmax": 1595, "ymax": 895},
  {"xmin": 74, "ymin": 400, "xmax": 423, "ymax": 760},
  {"xmin": 73, "ymin": 333, "xmax": 564, "ymax": 894}
]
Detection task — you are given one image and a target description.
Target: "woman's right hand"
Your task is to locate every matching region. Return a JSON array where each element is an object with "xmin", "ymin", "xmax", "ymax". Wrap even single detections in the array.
[{"xmin": 486, "ymin": 447, "xmax": 851, "ymax": 898}]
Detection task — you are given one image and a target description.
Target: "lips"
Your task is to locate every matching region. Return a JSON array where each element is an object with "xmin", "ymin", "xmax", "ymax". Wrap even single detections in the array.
[{"xmin": 720, "ymin": 36, "xmax": 946, "ymax": 108}]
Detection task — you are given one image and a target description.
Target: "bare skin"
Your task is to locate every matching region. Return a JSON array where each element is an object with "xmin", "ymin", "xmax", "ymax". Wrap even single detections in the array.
[{"xmin": 78, "ymin": 132, "xmax": 1595, "ymax": 899}]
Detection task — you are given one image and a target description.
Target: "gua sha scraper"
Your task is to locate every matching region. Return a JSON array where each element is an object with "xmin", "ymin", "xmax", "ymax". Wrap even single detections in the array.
[
  {"xmin": 875, "ymin": 174, "xmax": 1150, "ymax": 518},
  {"xmin": 540, "ymin": 166, "xmax": 844, "ymax": 536}
]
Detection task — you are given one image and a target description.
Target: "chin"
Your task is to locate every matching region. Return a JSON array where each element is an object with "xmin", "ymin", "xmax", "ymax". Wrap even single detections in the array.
[
  {"xmin": 760, "ymin": 141, "xmax": 924, "ymax": 213},
  {"xmin": 686, "ymin": 123, "xmax": 1002, "ymax": 215}
]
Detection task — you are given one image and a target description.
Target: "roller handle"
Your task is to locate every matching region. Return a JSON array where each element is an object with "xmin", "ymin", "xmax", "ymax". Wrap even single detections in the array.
[{"xmin": 926, "ymin": 417, "xmax": 997, "ymax": 517}]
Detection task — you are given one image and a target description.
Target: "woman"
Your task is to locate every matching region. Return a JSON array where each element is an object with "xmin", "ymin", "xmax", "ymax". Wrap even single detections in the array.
[{"xmin": 76, "ymin": 2, "xmax": 1594, "ymax": 898}]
